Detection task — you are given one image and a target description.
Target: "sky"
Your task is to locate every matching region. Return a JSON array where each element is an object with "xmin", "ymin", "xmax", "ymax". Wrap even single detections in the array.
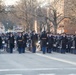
[
  {"xmin": 38, "ymin": 0, "xmax": 54, "ymax": 3},
  {"xmin": 2, "ymin": 0, "xmax": 54, "ymax": 6},
  {"xmin": 2, "ymin": 0, "xmax": 20, "ymax": 6}
]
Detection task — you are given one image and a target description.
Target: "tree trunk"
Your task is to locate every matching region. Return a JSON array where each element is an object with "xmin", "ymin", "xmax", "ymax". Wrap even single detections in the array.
[
  {"xmin": 54, "ymin": 26, "xmax": 57, "ymax": 34},
  {"xmin": 47, "ymin": 24, "xmax": 50, "ymax": 32}
]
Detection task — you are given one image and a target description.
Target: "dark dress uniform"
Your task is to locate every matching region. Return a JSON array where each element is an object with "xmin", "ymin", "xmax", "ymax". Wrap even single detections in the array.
[
  {"xmin": 40, "ymin": 31, "xmax": 47, "ymax": 54},
  {"xmin": 31, "ymin": 33, "xmax": 38, "ymax": 53},
  {"xmin": 53, "ymin": 36, "xmax": 58, "ymax": 52},
  {"xmin": 17, "ymin": 35, "xmax": 23, "ymax": 53},
  {"xmin": 0, "ymin": 36, "xmax": 2, "ymax": 49},
  {"xmin": 23, "ymin": 34, "xmax": 27, "ymax": 53},
  {"xmin": 74, "ymin": 36, "xmax": 76, "ymax": 54},
  {"xmin": 61, "ymin": 36, "xmax": 68, "ymax": 53},
  {"xmin": 8, "ymin": 35, "xmax": 14, "ymax": 53},
  {"xmin": 47, "ymin": 35, "xmax": 54, "ymax": 53},
  {"xmin": 67, "ymin": 36, "xmax": 72, "ymax": 53}
]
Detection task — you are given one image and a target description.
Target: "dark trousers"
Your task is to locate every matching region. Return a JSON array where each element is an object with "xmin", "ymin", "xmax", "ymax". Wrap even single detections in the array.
[
  {"xmin": 61, "ymin": 49, "xmax": 66, "ymax": 53},
  {"xmin": 23, "ymin": 47, "xmax": 25, "ymax": 53},
  {"xmin": 9, "ymin": 47, "xmax": 13, "ymax": 53},
  {"xmin": 32, "ymin": 46, "xmax": 36, "ymax": 53},
  {"xmin": 42, "ymin": 46, "xmax": 46, "ymax": 54},
  {"xmin": 18, "ymin": 47, "xmax": 23, "ymax": 53},
  {"xmin": 9, "ymin": 44, "xmax": 14, "ymax": 53},
  {"xmin": 73, "ymin": 49, "xmax": 76, "ymax": 54},
  {"xmin": 48, "ymin": 48, "xmax": 52, "ymax": 53}
]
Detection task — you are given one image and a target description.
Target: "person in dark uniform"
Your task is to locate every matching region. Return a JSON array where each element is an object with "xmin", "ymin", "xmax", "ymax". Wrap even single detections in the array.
[
  {"xmin": 53, "ymin": 35, "xmax": 58, "ymax": 52},
  {"xmin": 17, "ymin": 33, "xmax": 23, "ymax": 54},
  {"xmin": 22, "ymin": 32, "xmax": 27, "ymax": 53},
  {"xmin": 67, "ymin": 35, "xmax": 73, "ymax": 53},
  {"xmin": 0, "ymin": 35, "xmax": 2, "ymax": 49},
  {"xmin": 61, "ymin": 33, "xmax": 68, "ymax": 53},
  {"xmin": 74, "ymin": 35, "xmax": 76, "ymax": 54},
  {"xmin": 40, "ymin": 31, "xmax": 47, "ymax": 54},
  {"xmin": 31, "ymin": 31, "xmax": 38, "ymax": 53},
  {"xmin": 8, "ymin": 33, "xmax": 14, "ymax": 53},
  {"xmin": 47, "ymin": 32, "xmax": 54, "ymax": 53}
]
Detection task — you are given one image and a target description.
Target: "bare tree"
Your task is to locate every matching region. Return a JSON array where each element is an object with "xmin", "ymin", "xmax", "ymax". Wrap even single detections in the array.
[
  {"xmin": 47, "ymin": 6, "xmax": 67, "ymax": 34},
  {"xmin": 0, "ymin": 0, "xmax": 2, "ymax": 12},
  {"xmin": 11, "ymin": 0, "xmax": 40, "ymax": 31},
  {"xmin": 37, "ymin": 0, "xmax": 70, "ymax": 34}
]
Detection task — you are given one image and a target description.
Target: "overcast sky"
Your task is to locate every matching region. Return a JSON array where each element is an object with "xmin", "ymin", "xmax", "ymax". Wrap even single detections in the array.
[
  {"xmin": 2, "ymin": 0, "xmax": 54, "ymax": 6},
  {"xmin": 2, "ymin": 0, "xmax": 20, "ymax": 6}
]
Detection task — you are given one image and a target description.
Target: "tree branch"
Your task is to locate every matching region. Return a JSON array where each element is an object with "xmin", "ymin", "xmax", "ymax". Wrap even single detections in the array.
[
  {"xmin": 46, "ymin": 17, "xmax": 54, "ymax": 23},
  {"xmin": 57, "ymin": 17, "xmax": 70, "ymax": 25},
  {"xmin": 57, "ymin": 14, "xmax": 62, "ymax": 19}
]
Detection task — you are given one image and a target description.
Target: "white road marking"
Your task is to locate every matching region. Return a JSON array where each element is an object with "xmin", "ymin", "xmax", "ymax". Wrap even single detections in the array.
[
  {"xmin": 0, "ymin": 68, "xmax": 76, "ymax": 72},
  {"xmin": 39, "ymin": 74, "xmax": 55, "ymax": 75},
  {"xmin": 5, "ymin": 74, "xmax": 22, "ymax": 75},
  {"xmin": 36, "ymin": 53, "xmax": 76, "ymax": 66},
  {"xmin": 69, "ymin": 74, "xmax": 76, "ymax": 75}
]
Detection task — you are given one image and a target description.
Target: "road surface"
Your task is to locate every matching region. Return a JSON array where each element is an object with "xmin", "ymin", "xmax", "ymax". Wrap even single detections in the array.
[{"xmin": 0, "ymin": 50, "xmax": 76, "ymax": 75}]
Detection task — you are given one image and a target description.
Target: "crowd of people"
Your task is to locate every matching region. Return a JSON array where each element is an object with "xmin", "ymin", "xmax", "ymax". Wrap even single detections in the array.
[{"xmin": 0, "ymin": 30, "xmax": 76, "ymax": 54}]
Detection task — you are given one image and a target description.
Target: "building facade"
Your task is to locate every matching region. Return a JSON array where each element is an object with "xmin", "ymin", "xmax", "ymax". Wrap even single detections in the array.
[
  {"xmin": 53, "ymin": 0, "xmax": 76, "ymax": 34},
  {"xmin": 64, "ymin": 0, "xmax": 76, "ymax": 34}
]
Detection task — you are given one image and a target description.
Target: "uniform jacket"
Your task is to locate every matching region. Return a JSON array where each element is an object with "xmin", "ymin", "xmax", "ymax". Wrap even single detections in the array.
[
  {"xmin": 31, "ymin": 34, "xmax": 38, "ymax": 47},
  {"xmin": 9, "ymin": 36, "xmax": 14, "ymax": 48},
  {"xmin": 40, "ymin": 33, "xmax": 47, "ymax": 47},
  {"xmin": 0, "ymin": 36, "xmax": 2, "ymax": 48},
  {"xmin": 61, "ymin": 36, "xmax": 68, "ymax": 49},
  {"xmin": 17, "ymin": 36, "xmax": 23, "ymax": 48},
  {"xmin": 47, "ymin": 36, "xmax": 54, "ymax": 49}
]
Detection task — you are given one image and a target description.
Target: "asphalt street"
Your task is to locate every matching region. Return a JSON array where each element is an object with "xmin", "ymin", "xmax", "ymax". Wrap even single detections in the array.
[{"xmin": 0, "ymin": 50, "xmax": 76, "ymax": 75}]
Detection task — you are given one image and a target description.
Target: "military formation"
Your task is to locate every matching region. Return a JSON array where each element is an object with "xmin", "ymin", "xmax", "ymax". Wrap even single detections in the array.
[{"xmin": 0, "ymin": 30, "xmax": 76, "ymax": 54}]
